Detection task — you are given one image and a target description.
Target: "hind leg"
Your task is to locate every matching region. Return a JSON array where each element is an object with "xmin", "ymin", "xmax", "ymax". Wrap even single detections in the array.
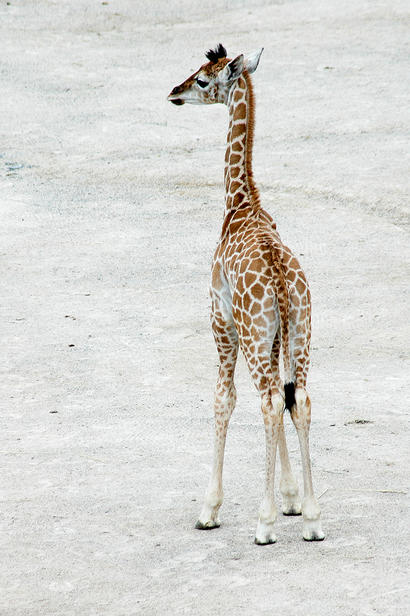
[
  {"xmin": 288, "ymin": 280, "xmax": 324, "ymax": 539},
  {"xmin": 278, "ymin": 418, "xmax": 302, "ymax": 516},
  {"xmin": 291, "ymin": 387, "xmax": 324, "ymax": 540},
  {"xmin": 254, "ymin": 382, "xmax": 283, "ymax": 545},
  {"xmin": 196, "ymin": 295, "xmax": 238, "ymax": 530},
  {"xmin": 271, "ymin": 334, "xmax": 301, "ymax": 516},
  {"xmin": 242, "ymin": 338, "xmax": 283, "ymax": 544}
]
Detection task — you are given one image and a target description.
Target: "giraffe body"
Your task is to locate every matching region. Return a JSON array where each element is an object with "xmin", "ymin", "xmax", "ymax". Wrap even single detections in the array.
[{"xmin": 168, "ymin": 45, "xmax": 324, "ymax": 543}]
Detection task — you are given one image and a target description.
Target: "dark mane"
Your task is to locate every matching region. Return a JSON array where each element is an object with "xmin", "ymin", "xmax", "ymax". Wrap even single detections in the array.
[{"xmin": 205, "ymin": 43, "xmax": 227, "ymax": 63}]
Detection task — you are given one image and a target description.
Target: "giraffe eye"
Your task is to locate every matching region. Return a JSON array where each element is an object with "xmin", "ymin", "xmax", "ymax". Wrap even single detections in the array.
[{"xmin": 196, "ymin": 78, "xmax": 209, "ymax": 88}]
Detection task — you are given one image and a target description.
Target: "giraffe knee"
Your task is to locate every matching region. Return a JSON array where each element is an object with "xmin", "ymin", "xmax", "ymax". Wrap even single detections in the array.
[
  {"xmin": 295, "ymin": 388, "xmax": 309, "ymax": 408},
  {"xmin": 261, "ymin": 391, "xmax": 284, "ymax": 425},
  {"xmin": 272, "ymin": 392, "xmax": 285, "ymax": 415},
  {"xmin": 214, "ymin": 383, "xmax": 237, "ymax": 425},
  {"xmin": 216, "ymin": 376, "xmax": 236, "ymax": 398}
]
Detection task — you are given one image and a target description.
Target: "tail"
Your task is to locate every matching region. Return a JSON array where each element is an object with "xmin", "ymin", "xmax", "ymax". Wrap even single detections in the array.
[
  {"xmin": 284, "ymin": 382, "xmax": 296, "ymax": 411},
  {"xmin": 269, "ymin": 243, "xmax": 295, "ymax": 411}
]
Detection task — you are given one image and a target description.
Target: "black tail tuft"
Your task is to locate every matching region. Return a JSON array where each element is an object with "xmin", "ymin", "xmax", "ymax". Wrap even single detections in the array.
[{"xmin": 284, "ymin": 382, "xmax": 296, "ymax": 411}]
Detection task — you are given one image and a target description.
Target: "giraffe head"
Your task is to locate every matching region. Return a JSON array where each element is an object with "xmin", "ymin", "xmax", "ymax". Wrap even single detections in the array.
[{"xmin": 167, "ymin": 44, "xmax": 263, "ymax": 107}]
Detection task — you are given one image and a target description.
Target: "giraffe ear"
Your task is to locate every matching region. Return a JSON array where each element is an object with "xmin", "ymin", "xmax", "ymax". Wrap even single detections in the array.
[
  {"xmin": 219, "ymin": 54, "xmax": 244, "ymax": 84},
  {"xmin": 244, "ymin": 48, "xmax": 264, "ymax": 74}
]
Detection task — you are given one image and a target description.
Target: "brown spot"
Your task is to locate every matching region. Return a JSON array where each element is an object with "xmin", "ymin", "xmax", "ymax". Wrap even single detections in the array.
[
  {"xmin": 245, "ymin": 272, "xmax": 257, "ymax": 287},
  {"xmin": 234, "ymin": 103, "xmax": 246, "ymax": 121},
  {"xmin": 292, "ymin": 293, "xmax": 300, "ymax": 307},
  {"xmin": 229, "ymin": 181, "xmax": 241, "ymax": 193},
  {"xmin": 232, "ymin": 306, "xmax": 241, "ymax": 321},
  {"xmin": 229, "ymin": 219, "xmax": 245, "ymax": 233},
  {"xmin": 211, "ymin": 262, "xmax": 223, "ymax": 290},
  {"xmin": 250, "ymin": 301, "xmax": 262, "ymax": 316},
  {"xmin": 232, "ymin": 123, "xmax": 245, "ymax": 140},
  {"xmin": 249, "ymin": 257, "xmax": 266, "ymax": 272},
  {"xmin": 232, "ymin": 141, "xmax": 242, "ymax": 152},
  {"xmin": 289, "ymin": 308, "xmax": 298, "ymax": 321},
  {"xmin": 252, "ymin": 282, "xmax": 264, "ymax": 300},
  {"xmin": 229, "ymin": 153, "xmax": 241, "ymax": 166},
  {"xmin": 242, "ymin": 301, "xmax": 252, "ymax": 321},
  {"xmin": 236, "ymin": 277, "xmax": 245, "ymax": 295},
  {"xmin": 281, "ymin": 249, "xmax": 291, "ymax": 265},
  {"xmin": 289, "ymin": 257, "xmax": 300, "ymax": 270},
  {"xmin": 295, "ymin": 278, "xmax": 305, "ymax": 294},
  {"xmin": 253, "ymin": 316, "xmax": 265, "ymax": 328},
  {"xmin": 226, "ymin": 243, "xmax": 236, "ymax": 258},
  {"xmin": 234, "ymin": 208, "xmax": 248, "ymax": 219},
  {"xmin": 234, "ymin": 89, "xmax": 244, "ymax": 102},
  {"xmin": 230, "ymin": 166, "xmax": 240, "ymax": 178}
]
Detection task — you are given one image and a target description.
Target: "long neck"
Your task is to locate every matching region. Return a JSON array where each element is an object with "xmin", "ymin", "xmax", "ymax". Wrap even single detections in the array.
[{"xmin": 224, "ymin": 72, "xmax": 260, "ymax": 214}]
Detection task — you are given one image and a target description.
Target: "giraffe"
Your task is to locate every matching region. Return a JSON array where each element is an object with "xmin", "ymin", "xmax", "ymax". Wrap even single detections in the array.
[{"xmin": 168, "ymin": 44, "xmax": 324, "ymax": 544}]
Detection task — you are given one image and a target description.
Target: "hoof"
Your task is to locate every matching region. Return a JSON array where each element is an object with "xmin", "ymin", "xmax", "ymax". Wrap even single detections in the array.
[
  {"xmin": 282, "ymin": 506, "xmax": 302, "ymax": 516},
  {"xmin": 303, "ymin": 519, "xmax": 325, "ymax": 541},
  {"xmin": 254, "ymin": 536, "xmax": 277, "ymax": 546},
  {"xmin": 303, "ymin": 533, "xmax": 325, "ymax": 542},
  {"xmin": 195, "ymin": 520, "xmax": 220, "ymax": 530},
  {"xmin": 281, "ymin": 493, "xmax": 302, "ymax": 516},
  {"xmin": 254, "ymin": 519, "xmax": 277, "ymax": 545}
]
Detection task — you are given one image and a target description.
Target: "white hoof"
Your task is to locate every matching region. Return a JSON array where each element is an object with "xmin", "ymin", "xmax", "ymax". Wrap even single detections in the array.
[
  {"xmin": 195, "ymin": 518, "xmax": 220, "ymax": 530},
  {"xmin": 254, "ymin": 519, "xmax": 277, "ymax": 545},
  {"xmin": 282, "ymin": 495, "xmax": 302, "ymax": 516},
  {"xmin": 195, "ymin": 501, "xmax": 221, "ymax": 530},
  {"xmin": 303, "ymin": 519, "xmax": 325, "ymax": 541}
]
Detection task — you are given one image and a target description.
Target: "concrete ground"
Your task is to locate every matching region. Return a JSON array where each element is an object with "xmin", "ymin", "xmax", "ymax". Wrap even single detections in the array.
[{"xmin": 1, "ymin": 1, "xmax": 409, "ymax": 614}]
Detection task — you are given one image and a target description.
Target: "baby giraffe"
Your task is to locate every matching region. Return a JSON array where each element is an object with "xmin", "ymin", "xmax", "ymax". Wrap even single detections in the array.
[{"xmin": 168, "ymin": 44, "xmax": 324, "ymax": 544}]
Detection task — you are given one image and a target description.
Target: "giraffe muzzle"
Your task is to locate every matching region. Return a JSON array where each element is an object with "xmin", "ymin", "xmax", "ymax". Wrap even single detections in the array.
[
  {"xmin": 168, "ymin": 85, "xmax": 186, "ymax": 106},
  {"xmin": 168, "ymin": 97, "xmax": 185, "ymax": 106}
]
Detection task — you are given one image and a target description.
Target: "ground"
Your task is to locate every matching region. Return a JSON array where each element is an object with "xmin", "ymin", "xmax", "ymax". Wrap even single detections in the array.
[{"xmin": 1, "ymin": 1, "xmax": 409, "ymax": 615}]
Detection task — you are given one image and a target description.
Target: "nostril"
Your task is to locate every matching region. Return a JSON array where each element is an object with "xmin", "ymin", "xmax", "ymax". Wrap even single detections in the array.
[{"xmin": 170, "ymin": 85, "xmax": 182, "ymax": 95}]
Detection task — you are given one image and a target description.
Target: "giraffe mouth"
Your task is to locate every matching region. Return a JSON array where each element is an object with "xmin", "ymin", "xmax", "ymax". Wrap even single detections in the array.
[{"xmin": 168, "ymin": 97, "xmax": 185, "ymax": 106}]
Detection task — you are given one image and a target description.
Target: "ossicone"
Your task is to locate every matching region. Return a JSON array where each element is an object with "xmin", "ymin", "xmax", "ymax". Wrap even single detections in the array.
[{"xmin": 205, "ymin": 43, "xmax": 227, "ymax": 63}]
